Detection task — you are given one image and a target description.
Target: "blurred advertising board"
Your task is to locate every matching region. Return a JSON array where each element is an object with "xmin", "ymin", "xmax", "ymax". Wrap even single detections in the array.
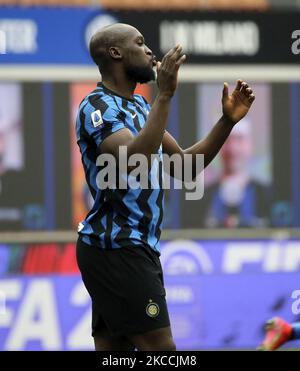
[
  {"xmin": 0, "ymin": 239, "xmax": 299, "ymax": 350},
  {"xmin": 0, "ymin": 80, "xmax": 299, "ymax": 231},
  {"xmin": 0, "ymin": 7, "xmax": 299, "ymax": 65}
]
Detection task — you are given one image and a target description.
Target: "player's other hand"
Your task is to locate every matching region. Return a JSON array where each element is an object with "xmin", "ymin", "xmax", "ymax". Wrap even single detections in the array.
[
  {"xmin": 156, "ymin": 44, "xmax": 186, "ymax": 98},
  {"xmin": 222, "ymin": 79, "xmax": 255, "ymax": 124}
]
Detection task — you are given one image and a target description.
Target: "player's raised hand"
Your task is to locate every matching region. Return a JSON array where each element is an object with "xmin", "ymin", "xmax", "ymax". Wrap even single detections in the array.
[
  {"xmin": 156, "ymin": 44, "xmax": 186, "ymax": 98},
  {"xmin": 222, "ymin": 79, "xmax": 255, "ymax": 124}
]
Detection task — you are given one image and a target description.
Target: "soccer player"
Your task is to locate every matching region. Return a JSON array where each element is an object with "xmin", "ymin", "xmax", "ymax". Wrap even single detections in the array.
[
  {"xmin": 259, "ymin": 317, "xmax": 300, "ymax": 351},
  {"xmin": 75, "ymin": 23, "xmax": 255, "ymax": 351}
]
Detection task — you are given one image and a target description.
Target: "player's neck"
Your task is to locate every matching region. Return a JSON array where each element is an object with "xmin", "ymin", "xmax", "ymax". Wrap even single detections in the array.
[{"xmin": 102, "ymin": 75, "xmax": 136, "ymax": 101}]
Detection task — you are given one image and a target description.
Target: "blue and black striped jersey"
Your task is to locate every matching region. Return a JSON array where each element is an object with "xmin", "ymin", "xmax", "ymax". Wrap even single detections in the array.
[{"xmin": 76, "ymin": 82, "xmax": 164, "ymax": 253}]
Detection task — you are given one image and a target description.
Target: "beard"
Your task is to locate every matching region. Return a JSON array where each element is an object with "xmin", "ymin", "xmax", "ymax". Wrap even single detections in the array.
[{"xmin": 125, "ymin": 63, "xmax": 156, "ymax": 84}]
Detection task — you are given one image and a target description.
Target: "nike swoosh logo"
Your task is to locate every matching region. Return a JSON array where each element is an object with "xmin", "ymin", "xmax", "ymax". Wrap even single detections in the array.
[{"xmin": 131, "ymin": 113, "xmax": 137, "ymax": 119}]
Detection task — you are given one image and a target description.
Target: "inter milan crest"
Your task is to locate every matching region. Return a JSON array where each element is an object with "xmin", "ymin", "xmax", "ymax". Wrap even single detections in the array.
[{"xmin": 146, "ymin": 299, "xmax": 160, "ymax": 318}]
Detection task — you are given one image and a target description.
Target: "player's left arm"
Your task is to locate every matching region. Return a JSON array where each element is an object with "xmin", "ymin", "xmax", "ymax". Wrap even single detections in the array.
[{"xmin": 162, "ymin": 80, "xmax": 255, "ymax": 179}]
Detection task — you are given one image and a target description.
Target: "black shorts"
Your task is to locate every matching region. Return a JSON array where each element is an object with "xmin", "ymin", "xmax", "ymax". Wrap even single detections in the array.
[{"xmin": 76, "ymin": 237, "xmax": 170, "ymax": 337}]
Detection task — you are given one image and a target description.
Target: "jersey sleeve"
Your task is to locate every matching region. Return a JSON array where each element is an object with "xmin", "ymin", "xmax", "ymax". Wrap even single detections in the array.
[{"xmin": 81, "ymin": 96, "xmax": 126, "ymax": 147}]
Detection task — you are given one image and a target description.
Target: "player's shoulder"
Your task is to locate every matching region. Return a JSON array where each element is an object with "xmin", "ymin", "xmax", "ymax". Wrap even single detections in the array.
[
  {"xmin": 83, "ymin": 89, "xmax": 118, "ymax": 111},
  {"xmin": 80, "ymin": 88, "xmax": 121, "ymax": 120}
]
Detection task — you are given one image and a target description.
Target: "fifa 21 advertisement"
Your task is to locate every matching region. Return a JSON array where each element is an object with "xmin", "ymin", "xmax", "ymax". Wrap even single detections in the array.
[{"xmin": 1, "ymin": 239, "xmax": 300, "ymax": 350}]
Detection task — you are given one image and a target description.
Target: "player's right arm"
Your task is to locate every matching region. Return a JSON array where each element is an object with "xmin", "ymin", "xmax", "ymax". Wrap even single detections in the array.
[{"xmin": 100, "ymin": 45, "xmax": 186, "ymax": 161}]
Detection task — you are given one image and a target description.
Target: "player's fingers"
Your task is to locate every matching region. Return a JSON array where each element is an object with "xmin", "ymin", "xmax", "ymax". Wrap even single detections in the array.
[
  {"xmin": 222, "ymin": 82, "xmax": 229, "ymax": 100},
  {"xmin": 162, "ymin": 44, "xmax": 180, "ymax": 63},
  {"xmin": 172, "ymin": 45, "xmax": 183, "ymax": 60},
  {"xmin": 246, "ymin": 87, "xmax": 253, "ymax": 95},
  {"xmin": 241, "ymin": 82, "xmax": 249, "ymax": 93},
  {"xmin": 175, "ymin": 54, "xmax": 186, "ymax": 68},
  {"xmin": 174, "ymin": 50, "xmax": 185, "ymax": 65},
  {"xmin": 249, "ymin": 94, "xmax": 255, "ymax": 104},
  {"xmin": 164, "ymin": 45, "xmax": 183, "ymax": 68},
  {"xmin": 156, "ymin": 61, "xmax": 161, "ymax": 72},
  {"xmin": 234, "ymin": 79, "xmax": 243, "ymax": 92}
]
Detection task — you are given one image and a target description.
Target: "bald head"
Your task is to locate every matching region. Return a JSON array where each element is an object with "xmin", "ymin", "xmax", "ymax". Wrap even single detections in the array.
[
  {"xmin": 89, "ymin": 23, "xmax": 140, "ymax": 74},
  {"xmin": 89, "ymin": 23, "xmax": 155, "ymax": 84}
]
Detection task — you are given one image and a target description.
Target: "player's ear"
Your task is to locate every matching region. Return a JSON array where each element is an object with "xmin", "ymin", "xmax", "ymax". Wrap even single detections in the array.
[{"xmin": 109, "ymin": 46, "xmax": 122, "ymax": 60}]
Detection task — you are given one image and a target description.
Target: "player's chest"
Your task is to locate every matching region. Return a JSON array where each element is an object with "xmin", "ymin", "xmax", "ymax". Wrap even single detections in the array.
[{"xmin": 122, "ymin": 104, "xmax": 149, "ymax": 134}]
